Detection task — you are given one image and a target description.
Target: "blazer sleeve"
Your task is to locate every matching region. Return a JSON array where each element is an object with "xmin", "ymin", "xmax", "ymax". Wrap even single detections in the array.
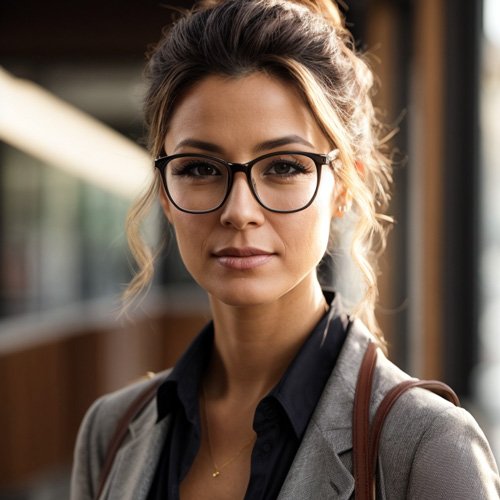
[{"xmin": 406, "ymin": 405, "xmax": 500, "ymax": 499}]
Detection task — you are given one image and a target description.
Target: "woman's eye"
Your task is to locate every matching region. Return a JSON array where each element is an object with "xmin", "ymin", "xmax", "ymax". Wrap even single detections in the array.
[
  {"xmin": 265, "ymin": 161, "xmax": 307, "ymax": 176},
  {"xmin": 174, "ymin": 162, "xmax": 222, "ymax": 177}
]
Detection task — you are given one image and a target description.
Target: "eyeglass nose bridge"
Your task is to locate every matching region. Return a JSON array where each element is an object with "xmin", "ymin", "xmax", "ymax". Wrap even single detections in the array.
[
  {"xmin": 222, "ymin": 161, "xmax": 259, "ymax": 204},
  {"xmin": 224, "ymin": 161, "xmax": 254, "ymax": 174}
]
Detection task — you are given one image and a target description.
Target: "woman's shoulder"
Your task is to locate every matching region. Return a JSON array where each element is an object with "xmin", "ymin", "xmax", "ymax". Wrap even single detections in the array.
[
  {"xmin": 377, "ymin": 382, "xmax": 500, "ymax": 497},
  {"xmin": 375, "ymin": 353, "xmax": 469, "ymax": 442},
  {"xmin": 371, "ymin": 339, "xmax": 485, "ymax": 456},
  {"xmin": 82, "ymin": 369, "xmax": 171, "ymax": 447},
  {"xmin": 71, "ymin": 369, "xmax": 171, "ymax": 499},
  {"xmin": 371, "ymin": 348, "xmax": 500, "ymax": 497}
]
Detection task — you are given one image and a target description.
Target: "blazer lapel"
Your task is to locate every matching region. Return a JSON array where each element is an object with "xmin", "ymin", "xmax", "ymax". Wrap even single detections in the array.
[
  {"xmin": 278, "ymin": 320, "xmax": 375, "ymax": 499},
  {"xmin": 100, "ymin": 398, "xmax": 171, "ymax": 500},
  {"xmin": 277, "ymin": 424, "xmax": 354, "ymax": 500}
]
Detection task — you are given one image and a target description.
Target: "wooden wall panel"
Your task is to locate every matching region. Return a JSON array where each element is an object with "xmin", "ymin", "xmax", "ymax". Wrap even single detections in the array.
[
  {"xmin": 412, "ymin": 0, "xmax": 445, "ymax": 379},
  {"xmin": 0, "ymin": 310, "xmax": 206, "ymax": 490}
]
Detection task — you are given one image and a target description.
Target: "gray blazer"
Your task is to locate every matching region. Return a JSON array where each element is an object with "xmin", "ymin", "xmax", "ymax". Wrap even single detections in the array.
[{"xmin": 71, "ymin": 320, "xmax": 500, "ymax": 499}]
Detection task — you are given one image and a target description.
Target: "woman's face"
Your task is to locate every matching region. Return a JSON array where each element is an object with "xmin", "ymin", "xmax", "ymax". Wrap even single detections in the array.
[{"xmin": 161, "ymin": 72, "xmax": 340, "ymax": 307}]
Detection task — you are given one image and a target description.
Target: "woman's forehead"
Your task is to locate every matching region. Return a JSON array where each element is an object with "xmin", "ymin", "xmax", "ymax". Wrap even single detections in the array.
[{"xmin": 165, "ymin": 73, "xmax": 330, "ymax": 155}]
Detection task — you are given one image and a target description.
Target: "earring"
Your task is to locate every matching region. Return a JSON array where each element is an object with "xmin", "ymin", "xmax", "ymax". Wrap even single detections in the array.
[{"xmin": 336, "ymin": 204, "xmax": 350, "ymax": 217}]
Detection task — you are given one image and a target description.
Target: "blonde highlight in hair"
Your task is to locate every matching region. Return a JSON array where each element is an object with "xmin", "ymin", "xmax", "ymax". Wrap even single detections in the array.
[
  {"xmin": 125, "ymin": 0, "xmax": 393, "ymax": 348},
  {"xmin": 122, "ymin": 175, "xmax": 161, "ymax": 306}
]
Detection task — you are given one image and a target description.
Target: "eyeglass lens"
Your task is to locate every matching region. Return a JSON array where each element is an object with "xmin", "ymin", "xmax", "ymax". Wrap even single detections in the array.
[{"xmin": 164, "ymin": 153, "xmax": 319, "ymax": 213}]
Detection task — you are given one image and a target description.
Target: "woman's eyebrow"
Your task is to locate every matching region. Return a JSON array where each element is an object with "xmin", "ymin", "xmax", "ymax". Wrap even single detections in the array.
[
  {"xmin": 254, "ymin": 135, "xmax": 315, "ymax": 152},
  {"xmin": 173, "ymin": 138, "xmax": 224, "ymax": 154}
]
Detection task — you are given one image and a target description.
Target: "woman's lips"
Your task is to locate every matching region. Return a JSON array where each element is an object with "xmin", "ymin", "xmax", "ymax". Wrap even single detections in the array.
[{"xmin": 213, "ymin": 247, "xmax": 275, "ymax": 270}]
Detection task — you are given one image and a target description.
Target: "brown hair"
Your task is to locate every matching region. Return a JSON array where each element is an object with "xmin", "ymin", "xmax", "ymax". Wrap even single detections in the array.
[{"xmin": 125, "ymin": 0, "xmax": 393, "ymax": 347}]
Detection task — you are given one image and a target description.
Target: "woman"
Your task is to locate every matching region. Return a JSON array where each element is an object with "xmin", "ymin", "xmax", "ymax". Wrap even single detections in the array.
[{"xmin": 71, "ymin": 1, "xmax": 500, "ymax": 499}]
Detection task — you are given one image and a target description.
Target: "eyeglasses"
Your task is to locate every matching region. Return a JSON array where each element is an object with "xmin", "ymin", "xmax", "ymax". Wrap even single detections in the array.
[{"xmin": 154, "ymin": 149, "xmax": 339, "ymax": 214}]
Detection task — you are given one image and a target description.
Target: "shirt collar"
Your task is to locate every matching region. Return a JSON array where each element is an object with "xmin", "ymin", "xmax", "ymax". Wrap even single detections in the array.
[
  {"xmin": 156, "ymin": 322, "xmax": 214, "ymax": 423},
  {"xmin": 267, "ymin": 290, "xmax": 349, "ymax": 439},
  {"xmin": 155, "ymin": 289, "xmax": 349, "ymax": 437}
]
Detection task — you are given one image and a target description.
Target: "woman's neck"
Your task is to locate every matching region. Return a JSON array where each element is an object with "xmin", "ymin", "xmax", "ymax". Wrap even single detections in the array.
[{"xmin": 205, "ymin": 278, "xmax": 328, "ymax": 404}]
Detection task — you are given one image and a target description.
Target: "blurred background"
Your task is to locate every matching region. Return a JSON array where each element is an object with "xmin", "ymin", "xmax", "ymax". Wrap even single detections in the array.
[{"xmin": 0, "ymin": 0, "xmax": 499, "ymax": 498}]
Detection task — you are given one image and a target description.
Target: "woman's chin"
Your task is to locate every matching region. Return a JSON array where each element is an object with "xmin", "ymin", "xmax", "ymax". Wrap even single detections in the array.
[{"xmin": 206, "ymin": 281, "xmax": 283, "ymax": 309}]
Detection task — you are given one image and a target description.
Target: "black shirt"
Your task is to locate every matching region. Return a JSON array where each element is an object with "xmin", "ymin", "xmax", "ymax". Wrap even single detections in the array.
[{"xmin": 147, "ymin": 290, "xmax": 349, "ymax": 500}]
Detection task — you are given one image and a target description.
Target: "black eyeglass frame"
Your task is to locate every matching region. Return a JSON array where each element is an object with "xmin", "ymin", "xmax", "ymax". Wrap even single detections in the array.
[{"xmin": 154, "ymin": 149, "xmax": 339, "ymax": 214}]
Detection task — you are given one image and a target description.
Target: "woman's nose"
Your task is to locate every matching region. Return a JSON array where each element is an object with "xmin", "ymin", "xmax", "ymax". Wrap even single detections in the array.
[{"xmin": 219, "ymin": 173, "xmax": 266, "ymax": 229}]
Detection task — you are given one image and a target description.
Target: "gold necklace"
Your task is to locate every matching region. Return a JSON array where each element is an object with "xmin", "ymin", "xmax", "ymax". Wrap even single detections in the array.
[{"xmin": 202, "ymin": 387, "xmax": 256, "ymax": 478}]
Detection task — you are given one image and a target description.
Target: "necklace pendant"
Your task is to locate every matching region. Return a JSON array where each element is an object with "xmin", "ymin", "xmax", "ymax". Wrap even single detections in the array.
[{"xmin": 212, "ymin": 470, "xmax": 221, "ymax": 478}]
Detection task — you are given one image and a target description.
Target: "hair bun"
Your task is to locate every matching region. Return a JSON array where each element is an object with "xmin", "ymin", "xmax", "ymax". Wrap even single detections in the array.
[{"xmin": 197, "ymin": 0, "xmax": 344, "ymax": 29}]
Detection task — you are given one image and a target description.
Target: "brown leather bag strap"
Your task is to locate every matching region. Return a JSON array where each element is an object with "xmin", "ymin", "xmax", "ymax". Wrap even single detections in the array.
[
  {"xmin": 353, "ymin": 341, "xmax": 378, "ymax": 500},
  {"xmin": 94, "ymin": 379, "xmax": 162, "ymax": 500},
  {"xmin": 353, "ymin": 343, "xmax": 460, "ymax": 500}
]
